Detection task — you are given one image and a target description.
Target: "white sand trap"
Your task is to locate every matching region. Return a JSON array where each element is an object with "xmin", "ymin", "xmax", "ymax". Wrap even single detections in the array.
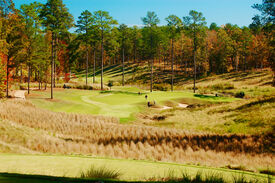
[
  {"xmin": 158, "ymin": 106, "xmax": 173, "ymax": 110},
  {"xmin": 13, "ymin": 90, "xmax": 26, "ymax": 100},
  {"xmin": 178, "ymin": 103, "xmax": 188, "ymax": 108}
]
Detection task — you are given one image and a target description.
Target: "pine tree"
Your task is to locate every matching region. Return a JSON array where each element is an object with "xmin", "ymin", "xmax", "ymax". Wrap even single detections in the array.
[
  {"xmin": 165, "ymin": 15, "xmax": 182, "ymax": 91},
  {"xmin": 142, "ymin": 11, "xmax": 160, "ymax": 92},
  {"xmin": 183, "ymin": 10, "xmax": 206, "ymax": 93},
  {"xmin": 76, "ymin": 10, "xmax": 93, "ymax": 86},
  {"xmin": 40, "ymin": 0, "xmax": 74, "ymax": 99},
  {"xmin": 93, "ymin": 10, "xmax": 117, "ymax": 90}
]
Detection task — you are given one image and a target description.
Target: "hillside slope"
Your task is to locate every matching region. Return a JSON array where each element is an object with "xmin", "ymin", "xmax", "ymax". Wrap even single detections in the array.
[{"xmin": 0, "ymin": 100, "xmax": 273, "ymax": 172}]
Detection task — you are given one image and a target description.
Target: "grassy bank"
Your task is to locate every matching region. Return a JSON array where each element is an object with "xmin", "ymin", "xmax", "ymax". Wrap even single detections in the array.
[
  {"xmin": 0, "ymin": 100, "xmax": 273, "ymax": 171},
  {"xmin": 0, "ymin": 154, "xmax": 272, "ymax": 182}
]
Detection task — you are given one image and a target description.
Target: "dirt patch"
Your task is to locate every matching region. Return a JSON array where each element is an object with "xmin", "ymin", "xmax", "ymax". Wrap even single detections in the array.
[
  {"xmin": 163, "ymin": 101, "xmax": 176, "ymax": 107},
  {"xmin": 42, "ymin": 88, "xmax": 65, "ymax": 92},
  {"xmin": 26, "ymin": 93, "xmax": 42, "ymax": 98},
  {"xmin": 45, "ymin": 98, "xmax": 62, "ymax": 103},
  {"xmin": 179, "ymin": 98, "xmax": 211, "ymax": 105}
]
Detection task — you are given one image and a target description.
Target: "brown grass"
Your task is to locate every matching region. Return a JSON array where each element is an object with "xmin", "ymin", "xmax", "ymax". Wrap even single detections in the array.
[
  {"xmin": 0, "ymin": 100, "xmax": 274, "ymax": 171},
  {"xmin": 137, "ymin": 95, "xmax": 275, "ymax": 135}
]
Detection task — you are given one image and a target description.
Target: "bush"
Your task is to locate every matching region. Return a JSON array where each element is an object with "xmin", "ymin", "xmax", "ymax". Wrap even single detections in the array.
[
  {"xmin": 108, "ymin": 80, "xmax": 113, "ymax": 90},
  {"xmin": 148, "ymin": 170, "xmax": 226, "ymax": 183},
  {"xmin": 235, "ymin": 91, "xmax": 245, "ymax": 98},
  {"xmin": 199, "ymin": 87, "xmax": 211, "ymax": 95},
  {"xmin": 259, "ymin": 168, "xmax": 275, "ymax": 176},
  {"xmin": 153, "ymin": 84, "xmax": 168, "ymax": 91},
  {"xmin": 211, "ymin": 83, "xmax": 235, "ymax": 90},
  {"xmin": 80, "ymin": 165, "xmax": 121, "ymax": 179}
]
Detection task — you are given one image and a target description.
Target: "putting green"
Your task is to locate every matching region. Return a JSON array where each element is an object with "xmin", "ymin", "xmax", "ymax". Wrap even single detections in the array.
[
  {"xmin": 29, "ymin": 87, "xmax": 237, "ymax": 122},
  {"xmin": 0, "ymin": 154, "xmax": 270, "ymax": 182}
]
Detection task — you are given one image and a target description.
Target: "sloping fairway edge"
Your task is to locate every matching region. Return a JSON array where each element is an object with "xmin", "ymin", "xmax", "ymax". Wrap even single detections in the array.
[{"xmin": 0, "ymin": 154, "xmax": 272, "ymax": 182}]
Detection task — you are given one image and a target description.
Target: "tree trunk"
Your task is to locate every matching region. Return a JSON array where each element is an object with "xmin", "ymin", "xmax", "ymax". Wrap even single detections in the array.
[
  {"xmin": 244, "ymin": 54, "xmax": 247, "ymax": 72},
  {"xmin": 122, "ymin": 47, "xmax": 125, "ymax": 86},
  {"xmin": 54, "ymin": 36, "xmax": 58, "ymax": 88},
  {"xmin": 44, "ymin": 72, "xmax": 47, "ymax": 90},
  {"xmin": 20, "ymin": 65, "xmax": 23, "ymax": 84},
  {"xmin": 6, "ymin": 57, "xmax": 9, "ymax": 98},
  {"xmin": 193, "ymin": 32, "xmax": 196, "ymax": 94},
  {"xmin": 54, "ymin": 60, "xmax": 56, "ymax": 88},
  {"xmin": 38, "ymin": 69, "xmax": 41, "ymax": 90},
  {"xmin": 171, "ymin": 39, "xmax": 174, "ymax": 92},
  {"xmin": 193, "ymin": 51, "xmax": 196, "ymax": 93},
  {"xmin": 150, "ymin": 58, "xmax": 153, "ymax": 92},
  {"xmin": 28, "ymin": 64, "xmax": 30, "ymax": 94},
  {"xmin": 101, "ymin": 31, "xmax": 104, "ymax": 90},
  {"xmin": 51, "ymin": 33, "xmax": 54, "ymax": 99},
  {"xmin": 150, "ymin": 29, "xmax": 153, "ymax": 93},
  {"xmin": 134, "ymin": 41, "xmax": 136, "ymax": 64},
  {"xmin": 236, "ymin": 55, "xmax": 238, "ymax": 72},
  {"xmin": 93, "ymin": 49, "xmax": 96, "ymax": 83},
  {"xmin": 86, "ymin": 47, "xmax": 88, "ymax": 86}
]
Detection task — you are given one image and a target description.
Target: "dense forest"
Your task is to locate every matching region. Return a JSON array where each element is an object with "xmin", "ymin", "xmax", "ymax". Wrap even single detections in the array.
[{"xmin": 0, "ymin": 0, "xmax": 274, "ymax": 98}]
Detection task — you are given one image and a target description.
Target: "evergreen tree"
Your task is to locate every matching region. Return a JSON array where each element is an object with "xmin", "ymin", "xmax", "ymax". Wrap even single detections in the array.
[
  {"xmin": 118, "ymin": 24, "xmax": 131, "ymax": 86},
  {"xmin": 165, "ymin": 15, "xmax": 182, "ymax": 91},
  {"xmin": 93, "ymin": 10, "xmax": 117, "ymax": 90},
  {"xmin": 142, "ymin": 11, "xmax": 160, "ymax": 92},
  {"xmin": 183, "ymin": 10, "xmax": 206, "ymax": 93},
  {"xmin": 76, "ymin": 10, "xmax": 93, "ymax": 86},
  {"xmin": 40, "ymin": 0, "xmax": 74, "ymax": 99},
  {"xmin": 20, "ymin": 2, "xmax": 42, "ymax": 94}
]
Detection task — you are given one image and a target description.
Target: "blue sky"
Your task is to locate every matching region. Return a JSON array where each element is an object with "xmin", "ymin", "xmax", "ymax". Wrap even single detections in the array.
[{"xmin": 14, "ymin": 0, "xmax": 261, "ymax": 27}]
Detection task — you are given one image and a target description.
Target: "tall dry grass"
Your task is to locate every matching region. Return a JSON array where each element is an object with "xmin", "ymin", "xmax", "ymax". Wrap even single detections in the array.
[
  {"xmin": 0, "ymin": 100, "xmax": 274, "ymax": 171},
  {"xmin": 80, "ymin": 165, "xmax": 122, "ymax": 179}
]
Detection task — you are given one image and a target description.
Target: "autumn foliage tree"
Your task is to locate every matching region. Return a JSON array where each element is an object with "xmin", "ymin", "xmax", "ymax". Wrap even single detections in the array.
[{"xmin": 0, "ymin": 0, "xmax": 274, "ymax": 97}]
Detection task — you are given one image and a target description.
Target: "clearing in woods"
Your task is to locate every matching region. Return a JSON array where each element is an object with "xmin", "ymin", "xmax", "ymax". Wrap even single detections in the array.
[{"xmin": 28, "ymin": 87, "xmax": 236, "ymax": 123}]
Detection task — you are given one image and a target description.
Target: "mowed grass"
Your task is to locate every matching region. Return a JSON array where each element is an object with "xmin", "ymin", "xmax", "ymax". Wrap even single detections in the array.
[
  {"xmin": 28, "ymin": 87, "xmax": 236, "ymax": 123},
  {"xmin": 0, "ymin": 154, "xmax": 271, "ymax": 182}
]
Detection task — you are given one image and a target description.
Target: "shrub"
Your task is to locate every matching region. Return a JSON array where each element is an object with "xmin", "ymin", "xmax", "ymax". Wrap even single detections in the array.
[
  {"xmin": 80, "ymin": 165, "xmax": 121, "ymax": 179},
  {"xmin": 259, "ymin": 168, "xmax": 275, "ymax": 176},
  {"xmin": 148, "ymin": 170, "xmax": 226, "ymax": 183},
  {"xmin": 199, "ymin": 87, "xmax": 210, "ymax": 95},
  {"xmin": 108, "ymin": 80, "xmax": 113, "ymax": 90},
  {"xmin": 211, "ymin": 83, "xmax": 235, "ymax": 91},
  {"xmin": 235, "ymin": 91, "xmax": 245, "ymax": 98},
  {"xmin": 153, "ymin": 84, "xmax": 168, "ymax": 91},
  {"xmin": 82, "ymin": 85, "xmax": 93, "ymax": 90}
]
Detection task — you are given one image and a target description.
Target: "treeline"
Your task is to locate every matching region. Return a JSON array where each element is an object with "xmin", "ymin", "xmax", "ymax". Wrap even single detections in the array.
[{"xmin": 0, "ymin": 0, "xmax": 274, "ymax": 98}]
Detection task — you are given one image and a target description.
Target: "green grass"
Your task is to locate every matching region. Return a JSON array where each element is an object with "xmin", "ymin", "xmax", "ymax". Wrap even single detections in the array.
[
  {"xmin": 28, "ymin": 87, "xmax": 236, "ymax": 123},
  {"xmin": 0, "ymin": 154, "xmax": 271, "ymax": 182}
]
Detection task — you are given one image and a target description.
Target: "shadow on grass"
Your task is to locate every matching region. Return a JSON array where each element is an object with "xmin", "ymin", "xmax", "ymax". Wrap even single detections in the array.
[
  {"xmin": 0, "ymin": 173, "xmax": 123, "ymax": 183},
  {"xmin": 100, "ymin": 90, "xmax": 144, "ymax": 95},
  {"xmin": 235, "ymin": 96, "xmax": 275, "ymax": 111},
  {"xmin": 194, "ymin": 94, "xmax": 224, "ymax": 101},
  {"xmin": 0, "ymin": 172, "xmax": 204, "ymax": 183}
]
